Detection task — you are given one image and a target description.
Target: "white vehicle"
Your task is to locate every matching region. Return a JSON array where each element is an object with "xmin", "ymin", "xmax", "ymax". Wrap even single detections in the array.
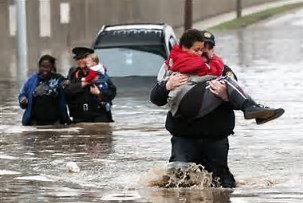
[{"xmin": 92, "ymin": 23, "xmax": 178, "ymax": 77}]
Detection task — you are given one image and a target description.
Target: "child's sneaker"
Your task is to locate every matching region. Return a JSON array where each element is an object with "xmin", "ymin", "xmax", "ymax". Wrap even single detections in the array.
[
  {"xmin": 244, "ymin": 104, "xmax": 275, "ymax": 119},
  {"xmin": 256, "ymin": 108, "xmax": 285, "ymax": 125}
]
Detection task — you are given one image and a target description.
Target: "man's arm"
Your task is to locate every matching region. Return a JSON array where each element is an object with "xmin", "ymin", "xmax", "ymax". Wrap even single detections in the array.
[
  {"xmin": 151, "ymin": 73, "xmax": 188, "ymax": 106},
  {"xmin": 150, "ymin": 81, "xmax": 169, "ymax": 106}
]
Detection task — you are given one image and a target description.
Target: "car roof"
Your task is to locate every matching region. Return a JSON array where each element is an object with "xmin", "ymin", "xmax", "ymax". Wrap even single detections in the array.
[
  {"xmin": 102, "ymin": 23, "xmax": 166, "ymax": 31},
  {"xmin": 93, "ymin": 23, "xmax": 169, "ymax": 49}
]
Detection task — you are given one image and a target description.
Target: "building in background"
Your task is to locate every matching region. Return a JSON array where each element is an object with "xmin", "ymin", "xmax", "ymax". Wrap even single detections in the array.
[{"xmin": 0, "ymin": 0, "xmax": 276, "ymax": 77}]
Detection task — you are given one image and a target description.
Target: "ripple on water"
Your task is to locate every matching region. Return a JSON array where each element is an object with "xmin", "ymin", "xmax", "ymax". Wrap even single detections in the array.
[
  {"xmin": 15, "ymin": 175, "xmax": 55, "ymax": 182},
  {"xmin": 101, "ymin": 191, "xmax": 141, "ymax": 201},
  {"xmin": 0, "ymin": 153, "xmax": 17, "ymax": 160},
  {"xmin": 0, "ymin": 169, "xmax": 21, "ymax": 175}
]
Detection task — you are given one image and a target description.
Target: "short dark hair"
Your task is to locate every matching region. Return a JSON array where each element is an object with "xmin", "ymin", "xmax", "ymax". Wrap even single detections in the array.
[
  {"xmin": 179, "ymin": 29, "xmax": 204, "ymax": 49},
  {"xmin": 38, "ymin": 54, "xmax": 57, "ymax": 72}
]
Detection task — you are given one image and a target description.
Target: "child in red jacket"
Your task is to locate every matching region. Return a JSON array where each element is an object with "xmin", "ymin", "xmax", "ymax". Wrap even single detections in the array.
[{"xmin": 165, "ymin": 29, "xmax": 284, "ymax": 124}]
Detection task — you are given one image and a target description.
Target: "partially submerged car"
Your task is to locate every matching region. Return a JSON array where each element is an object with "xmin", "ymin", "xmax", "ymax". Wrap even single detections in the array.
[{"xmin": 92, "ymin": 23, "xmax": 178, "ymax": 77}]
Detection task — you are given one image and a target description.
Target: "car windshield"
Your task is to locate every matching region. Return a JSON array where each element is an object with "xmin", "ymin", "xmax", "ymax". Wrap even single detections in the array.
[{"xmin": 95, "ymin": 47, "xmax": 165, "ymax": 77}]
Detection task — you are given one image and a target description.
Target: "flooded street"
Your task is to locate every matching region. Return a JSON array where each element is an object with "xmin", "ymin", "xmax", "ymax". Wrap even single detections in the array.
[{"xmin": 1, "ymin": 9, "xmax": 303, "ymax": 202}]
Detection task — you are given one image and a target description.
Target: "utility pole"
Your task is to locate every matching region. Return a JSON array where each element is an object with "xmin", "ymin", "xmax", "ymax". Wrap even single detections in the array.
[
  {"xmin": 236, "ymin": 0, "xmax": 242, "ymax": 18},
  {"xmin": 15, "ymin": 0, "xmax": 28, "ymax": 82},
  {"xmin": 184, "ymin": 0, "xmax": 192, "ymax": 31}
]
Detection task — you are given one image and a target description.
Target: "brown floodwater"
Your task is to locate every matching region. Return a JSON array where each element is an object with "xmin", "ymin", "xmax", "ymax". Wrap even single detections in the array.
[{"xmin": 1, "ymin": 9, "xmax": 303, "ymax": 203}]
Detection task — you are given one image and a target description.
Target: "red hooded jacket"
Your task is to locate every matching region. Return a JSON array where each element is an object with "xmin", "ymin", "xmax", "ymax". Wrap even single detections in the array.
[{"xmin": 165, "ymin": 45, "xmax": 223, "ymax": 76}]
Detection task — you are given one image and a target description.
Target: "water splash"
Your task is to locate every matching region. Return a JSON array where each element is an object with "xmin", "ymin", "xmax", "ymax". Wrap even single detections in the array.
[{"xmin": 140, "ymin": 162, "xmax": 215, "ymax": 188}]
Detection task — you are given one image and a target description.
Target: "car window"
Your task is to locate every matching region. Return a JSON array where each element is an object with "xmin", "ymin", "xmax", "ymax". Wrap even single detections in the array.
[
  {"xmin": 95, "ymin": 47, "xmax": 165, "ymax": 77},
  {"xmin": 94, "ymin": 29, "xmax": 167, "ymax": 59}
]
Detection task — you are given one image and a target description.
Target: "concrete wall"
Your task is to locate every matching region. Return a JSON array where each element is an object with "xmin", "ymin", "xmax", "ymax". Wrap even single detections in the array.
[{"xmin": 0, "ymin": 0, "xmax": 277, "ymax": 73}]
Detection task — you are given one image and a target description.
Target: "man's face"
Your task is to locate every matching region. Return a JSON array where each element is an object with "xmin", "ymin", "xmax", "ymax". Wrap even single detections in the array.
[
  {"xmin": 202, "ymin": 43, "xmax": 214, "ymax": 61},
  {"xmin": 203, "ymin": 43, "xmax": 214, "ymax": 52},
  {"xmin": 183, "ymin": 41, "xmax": 204, "ymax": 56},
  {"xmin": 76, "ymin": 57, "xmax": 87, "ymax": 68}
]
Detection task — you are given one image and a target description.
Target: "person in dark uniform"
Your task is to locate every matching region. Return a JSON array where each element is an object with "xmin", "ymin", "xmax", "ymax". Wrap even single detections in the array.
[
  {"xmin": 150, "ymin": 31, "xmax": 239, "ymax": 188},
  {"xmin": 151, "ymin": 30, "xmax": 284, "ymax": 188},
  {"xmin": 63, "ymin": 47, "xmax": 116, "ymax": 123},
  {"xmin": 18, "ymin": 54, "xmax": 70, "ymax": 126},
  {"xmin": 151, "ymin": 61, "xmax": 237, "ymax": 188}
]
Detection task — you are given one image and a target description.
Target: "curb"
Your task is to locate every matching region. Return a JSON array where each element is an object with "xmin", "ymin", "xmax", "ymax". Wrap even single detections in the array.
[{"xmin": 174, "ymin": 0, "xmax": 303, "ymax": 36}]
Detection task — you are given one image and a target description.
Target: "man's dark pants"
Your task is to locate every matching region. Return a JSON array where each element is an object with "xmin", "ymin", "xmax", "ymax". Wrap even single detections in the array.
[{"xmin": 169, "ymin": 136, "xmax": 236, "ymax": 188}]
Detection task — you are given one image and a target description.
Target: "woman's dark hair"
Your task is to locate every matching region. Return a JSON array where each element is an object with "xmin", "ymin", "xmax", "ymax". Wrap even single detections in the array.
[
  {"xmin": 179, "ymin": 29, "xmax": 204, "ymax": 49},
  {"xmin": 38, "ymin": 54, "xmax": 57, "ymax": 72}
]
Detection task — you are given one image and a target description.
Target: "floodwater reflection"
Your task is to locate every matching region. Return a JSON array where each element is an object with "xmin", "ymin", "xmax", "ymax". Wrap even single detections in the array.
[
  {"xmin": 21, "ymin": 124, "xmax": 113, "ymax": 158},
  {"xmin": 137, "ymin": 188, "xmax": 232, "ymax": 203}
]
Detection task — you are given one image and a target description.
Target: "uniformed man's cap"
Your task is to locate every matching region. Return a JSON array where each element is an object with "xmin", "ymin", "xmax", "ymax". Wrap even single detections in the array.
[
  {"xmin": 200, "ymin": 30, "xmax": 215, "ymax": 46},
  {"xmin": 72, "ymin": 47, "xmax": 94, "ymax": 60}
]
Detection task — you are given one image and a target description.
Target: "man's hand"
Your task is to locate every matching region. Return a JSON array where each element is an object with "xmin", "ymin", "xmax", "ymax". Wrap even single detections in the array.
[
  {"xmin": 81, "ymin": 81, "xmax": 89, "ymax": 87},
  {"xmin": 166, "ymin": 73, "xmax": 188, "ymax": 91},
  {"xmin": 209, "ymin": 79, "xmax": 228, "ymax": 101},
  {"xmin": 90, "ymin": 85, "xmax": 100, "ymax": 95}
]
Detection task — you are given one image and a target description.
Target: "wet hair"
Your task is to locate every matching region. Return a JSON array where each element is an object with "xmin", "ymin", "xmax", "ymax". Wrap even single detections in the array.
[
  {"xmin": 38, "ymin": 54, "xmax": 57, "ymax": 72},
  {"xmin": 179, "ymin": 29, "xmax": 204, "ymax": 49},
  {"xmin": 88, "ymin": 53, "xmax": 99, "ymax": 64}
]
